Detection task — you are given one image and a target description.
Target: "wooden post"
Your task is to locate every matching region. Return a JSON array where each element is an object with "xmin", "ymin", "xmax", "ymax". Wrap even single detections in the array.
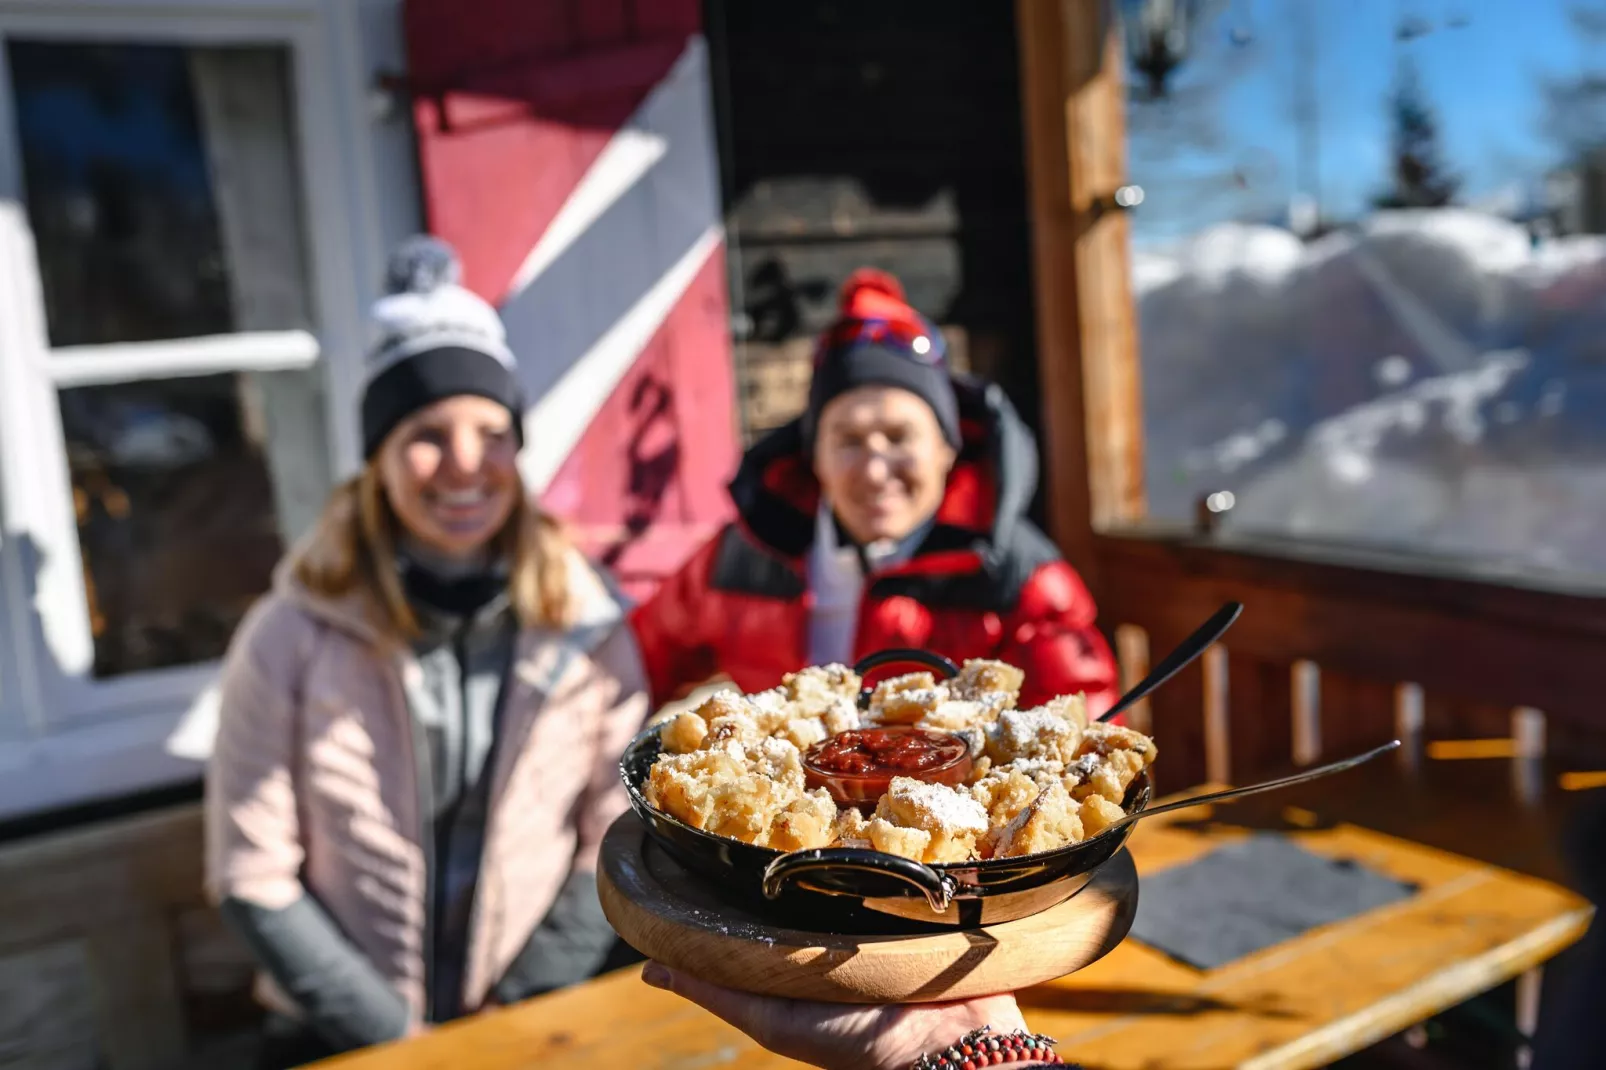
[
  {"xmin": 1202, "ymin": 644, "xmax": 1231, "ymax": 785},
  {"xmin": 1016, "ymin": 0, "xmax": 1146, "ymax": 599}
]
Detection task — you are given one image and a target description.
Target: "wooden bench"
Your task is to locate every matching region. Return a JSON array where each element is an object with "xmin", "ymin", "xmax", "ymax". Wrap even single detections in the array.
[{"xmin": 0, "ymin": 803, "xmax": 258, "ymax": 1070}]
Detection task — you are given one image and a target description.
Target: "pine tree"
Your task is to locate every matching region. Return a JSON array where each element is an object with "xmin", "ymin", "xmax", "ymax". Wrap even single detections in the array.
[
  {"xmin": 1542, "ymin": 2, "xmax": 1606, "ymax": 156},
  {"xmin": 1374, "ymin": 54, "xmax": 1459, "ymax": 209}
]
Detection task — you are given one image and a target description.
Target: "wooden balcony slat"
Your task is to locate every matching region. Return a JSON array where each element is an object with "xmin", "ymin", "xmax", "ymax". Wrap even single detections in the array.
[
  {"xmin": 1423, "ymin": 695, "xmax": 1516, "ymax": 745},
  {"xmin": 1138, "ymin": 617, "xmax": 1209, "ymax": 794},
  {"xmin": 1227, "ymin": 652, "xmax": 1295, "ymax": 783},
  {"xmin": 1318, "ymin": 670, "xmax": 1398, "ymax": 772},
  {"xmin": 1095, "ymin": 531, "xmax": 1606, "ymax": 731}
]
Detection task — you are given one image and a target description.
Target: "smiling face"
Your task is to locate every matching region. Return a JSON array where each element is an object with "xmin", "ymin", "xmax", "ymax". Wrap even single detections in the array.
[
  {"xmin": 813, "ymin": 385, "xmax": 957, "ymax": 546},
  {"xmin": 375, "ymin": 395, "xmax": 521, "ymax": 559}
]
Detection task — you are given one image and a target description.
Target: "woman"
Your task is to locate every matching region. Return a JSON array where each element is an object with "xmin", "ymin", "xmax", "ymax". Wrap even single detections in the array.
[
  {"xmin": 205, "ymin": 237, "xmax": 647, "ymax": 1068},
  {"xmin": 633, "ymin": 269, "xmax": 1119, "ymax": 713}
]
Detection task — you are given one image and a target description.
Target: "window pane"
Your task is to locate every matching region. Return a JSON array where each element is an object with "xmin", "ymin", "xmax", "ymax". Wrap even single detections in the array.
[
  {"xmin": 1130, "ymin": 1, "xmax": 1606, "ymax": 577},
  {"xmin": 61, "ymin": 374, "xmax": 284, "ymax": 677},
  {"xmin": 7, "ymin": 41, "xmax": 311, "ymax": 346}
]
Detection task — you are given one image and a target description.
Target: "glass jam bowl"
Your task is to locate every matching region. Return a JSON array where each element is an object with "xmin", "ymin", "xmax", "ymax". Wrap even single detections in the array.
[{"xmin": 802, "ymin": 726, "xmax": 973, "ymax": 808}]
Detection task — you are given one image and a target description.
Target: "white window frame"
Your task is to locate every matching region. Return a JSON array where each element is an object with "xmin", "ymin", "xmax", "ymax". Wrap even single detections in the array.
[{"xmin": 0, "ymin": 0, "xmax": 388, "ymax": 818}]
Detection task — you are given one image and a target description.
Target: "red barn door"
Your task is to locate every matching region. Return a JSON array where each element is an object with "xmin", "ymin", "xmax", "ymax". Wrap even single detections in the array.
[{"xmin": 404, "ymin": 0, "xmax": 736, "ymax": 601}]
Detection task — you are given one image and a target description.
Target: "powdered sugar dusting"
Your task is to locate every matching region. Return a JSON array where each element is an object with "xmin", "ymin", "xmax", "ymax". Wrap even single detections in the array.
[
  {"xmin": 890, "ymin": 777, "xmax": 988, "ymax": 833},
  {"xmin": 750, "ymin": 688, "xmax": 788, "ymax": 714},
  {"xmin": 1066, "ymin": 753, "xmax": 1101, "ymax": 779},
  {"xmin": 760, "ymin": 737, "xmax": 799, "ymax": 761},
  {"xmin": 993, "ymin": 707, "xmax": 1073, "ymax": 754},
  {"xmin": 1005, "ymin": 757, "xmax": 1065, "ymax": 778}
]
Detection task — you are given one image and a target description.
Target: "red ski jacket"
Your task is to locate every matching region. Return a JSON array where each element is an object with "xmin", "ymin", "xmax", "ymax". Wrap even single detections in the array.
[{"xmin": 630, "ymin": 380, "xmax": 1120, "ymax": 714}]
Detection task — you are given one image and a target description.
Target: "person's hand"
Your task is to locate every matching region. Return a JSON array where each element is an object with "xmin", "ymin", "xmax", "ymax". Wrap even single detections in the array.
[
  {"xmin": 403, "ymin": 1020, "xmax": 431, "ymax": 1039},
  {"xmin": 641, "ymin": 962, "xmax": 1033, "ymax": 1070}
]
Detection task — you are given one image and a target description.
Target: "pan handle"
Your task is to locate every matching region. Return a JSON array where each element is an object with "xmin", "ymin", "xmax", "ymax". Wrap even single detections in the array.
[
  {"xmin": 853, "ymin": 648, "xmax": 960, "ymax": 679},
  {"xmin": 762, "ymin": 846, "xmax": 957, "ymax": 913},
  {"xmin": 852, "ymin": 648, "xmax": 960, "ymax": 709}
]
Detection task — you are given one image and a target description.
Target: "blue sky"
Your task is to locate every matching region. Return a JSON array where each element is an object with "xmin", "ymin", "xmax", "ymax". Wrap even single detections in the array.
[{"xmin": 1127, "ymin": 0, "xmax": 1591, "ymax": 245}]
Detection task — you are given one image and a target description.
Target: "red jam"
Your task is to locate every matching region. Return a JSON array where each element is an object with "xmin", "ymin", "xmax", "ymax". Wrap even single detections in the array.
[{"xmin": 804, "ymin": 727, "xmax": 972, "ymax": 807}]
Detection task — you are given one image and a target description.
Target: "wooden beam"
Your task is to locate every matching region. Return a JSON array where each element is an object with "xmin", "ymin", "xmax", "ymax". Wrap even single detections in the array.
[{"xmin": 1016, "ymin": 0, "xmax": 1146, "ymax": 597}]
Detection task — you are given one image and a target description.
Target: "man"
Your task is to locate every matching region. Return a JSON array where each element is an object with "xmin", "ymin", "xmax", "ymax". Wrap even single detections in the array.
[{"xmin": 632, "ymin": 268, "xmax": 1118, "ymax": 713}]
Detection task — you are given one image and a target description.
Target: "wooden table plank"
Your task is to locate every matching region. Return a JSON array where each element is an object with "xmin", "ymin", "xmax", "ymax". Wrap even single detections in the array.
[
  {"xmin": 1020, "ymin": 799, "xmax": 1593, "ymax": 1070},
  {"xmin": 315, "ymin": 970, "xmax": 799, "ymax": 1069},
  {"xmin": 315, "ymin": 787, "xmax": 1591, "ymax": 1070}
]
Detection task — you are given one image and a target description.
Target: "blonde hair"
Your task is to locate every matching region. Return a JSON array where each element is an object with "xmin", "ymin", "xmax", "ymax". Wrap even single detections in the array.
[{"xmin": 294, "ymin": 463, "xmax": 572, "ymax": 636}]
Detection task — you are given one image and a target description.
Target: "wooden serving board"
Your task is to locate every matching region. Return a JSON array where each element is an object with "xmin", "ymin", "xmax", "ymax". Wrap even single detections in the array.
[{"xmin": 597, "ymin": 815, "xmax": 1139, "ymax": 1003}]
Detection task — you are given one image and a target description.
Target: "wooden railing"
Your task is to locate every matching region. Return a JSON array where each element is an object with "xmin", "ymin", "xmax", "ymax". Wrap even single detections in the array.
[{"xmin": 1093, "ymin": 527, "xmax": 1606, "ymax": 796}]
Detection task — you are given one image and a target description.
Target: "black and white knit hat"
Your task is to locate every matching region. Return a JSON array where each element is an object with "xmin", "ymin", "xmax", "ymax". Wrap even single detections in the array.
[{"xmin": 360, "ymin": 235, "xmax": 524, "ymax": 458}]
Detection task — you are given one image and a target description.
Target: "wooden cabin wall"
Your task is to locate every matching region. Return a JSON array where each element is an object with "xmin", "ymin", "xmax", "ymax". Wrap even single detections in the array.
[{"xmin": 705, "ymin": 0, "xmax": 1045, "ymax": 475}]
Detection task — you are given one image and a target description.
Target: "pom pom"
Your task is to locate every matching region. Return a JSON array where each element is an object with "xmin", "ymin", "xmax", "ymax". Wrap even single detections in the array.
[
  {"xmin": 385, "ymin": 234, "xmax": 461, "ymax": 296},
  {"xmin": 366, "ymin": 234, "xmax": 512, "ymax": 372},
  {"xmin": 838, "ymin": 267, "xmax": 906, "ymax": 311}
]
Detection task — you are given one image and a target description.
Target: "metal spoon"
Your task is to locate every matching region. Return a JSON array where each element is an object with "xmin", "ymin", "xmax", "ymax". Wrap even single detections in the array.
[
  {"xmin": 1097, "ymin": 601, "xmax": 1244, "ymax": 723},
  {"xmin": 1102, "ymin": 739, "xmax": 1401, "ymax": 836}
]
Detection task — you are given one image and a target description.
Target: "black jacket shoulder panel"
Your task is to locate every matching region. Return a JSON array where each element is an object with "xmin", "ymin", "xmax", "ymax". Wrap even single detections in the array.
[
  {"xmin": 869, "ymin": 519, "xmax": 1061, "ymax": 613},
  {"xmin": 708, "ymin": 524, "xmax": 807, "ymax": 600}
]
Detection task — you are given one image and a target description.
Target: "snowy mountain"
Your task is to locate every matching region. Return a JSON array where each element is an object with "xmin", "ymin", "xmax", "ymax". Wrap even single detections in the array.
[{"xmin": 1136, "ymin": 209, "xmax": 1606, "ymax": 575}]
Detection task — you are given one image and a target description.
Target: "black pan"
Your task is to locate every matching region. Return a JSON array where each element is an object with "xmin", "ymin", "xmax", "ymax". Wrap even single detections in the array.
[{"xmin": 619, "ymin": 649, "xmax": 1153, "ymax": 929}]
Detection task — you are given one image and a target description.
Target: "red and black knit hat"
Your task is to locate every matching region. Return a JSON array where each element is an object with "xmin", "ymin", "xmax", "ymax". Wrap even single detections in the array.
[{"xmin": 803, "ymin": 268, "xmax": 961, "ymax": 449}]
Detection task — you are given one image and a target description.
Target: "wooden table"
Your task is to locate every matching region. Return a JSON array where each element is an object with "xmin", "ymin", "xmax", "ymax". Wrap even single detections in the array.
[{"xmin": 315, "ymin": 780, "xmax": 1594, "ymax": 1070}]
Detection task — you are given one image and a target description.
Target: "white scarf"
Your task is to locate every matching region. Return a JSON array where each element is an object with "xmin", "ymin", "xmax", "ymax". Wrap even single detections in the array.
[{"xmin": 806, "ymin": 503, "xmax": 922, "ymax": 666}]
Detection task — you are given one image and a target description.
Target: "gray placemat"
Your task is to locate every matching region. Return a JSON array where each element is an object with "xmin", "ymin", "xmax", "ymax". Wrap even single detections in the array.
[{"xmin": 1130, "ymin": 833, "xmax": 1418, "ymax": 970}]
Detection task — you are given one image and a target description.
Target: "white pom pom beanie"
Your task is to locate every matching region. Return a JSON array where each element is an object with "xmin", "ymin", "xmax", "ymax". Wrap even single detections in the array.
[{"xmin": 359, "ymin": 235, "xmax": 524, "ymax": 458}]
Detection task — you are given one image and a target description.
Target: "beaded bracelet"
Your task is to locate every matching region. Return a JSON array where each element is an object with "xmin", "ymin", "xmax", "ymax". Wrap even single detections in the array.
[{"xmin": 909, "ymin": 1024, "xmax": 1066, "ymax": 1070}]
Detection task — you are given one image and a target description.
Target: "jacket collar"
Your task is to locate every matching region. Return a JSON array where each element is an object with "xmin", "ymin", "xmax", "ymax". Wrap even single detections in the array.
[
  {"xmin": 272, "ymin": 532, "xmax": 625, "ymax": 658},
  {"xmin": 728, "ymin": 377, "xmax": 1040, "ymax": 579}
]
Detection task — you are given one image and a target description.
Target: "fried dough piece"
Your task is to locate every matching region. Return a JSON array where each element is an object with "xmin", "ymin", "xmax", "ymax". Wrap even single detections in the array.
[
  {"xmin": 1068, "ymin": 749, "xmax": 1146, "ymax": 805},
  {"xmin": 746, "ymin": 687, "xmax": 794, "ymax": 734},
  {"xmin": 821, "ymin": 696, "xmax": 861, "ymax": 736},
  {"xmin": 749, "ymin": 736, "xmax": 806, "ymax": 791},
  {"xmin": 874, "ymin": 777, "xmax": 989, "ymax": 863},
  {"xmin": 645, "ymin": 747, "xmax": 747, "ymax": 830},
  {"xmin": 647, "ymin": 737, "xmax": 816, "ymax": 845},
  {"xmin": 969, "ymin": 768, "xmax": 1042, "ymax": 829},
  {"xmin": 953, "ymin": 659, "xmax": 1025, "ymax": 706},
  {"xmin": 703, "ymin": 774, "xmax": 788, "ymax": 845},
  {"xmin": 693, "ymin": 691, "xmax": 765, "ymax": 749},
  {"xmin": 694, "ymin": 689, "xmax": 751, "ymax": 723},
  {"xmin": 1042, "ymin": 692, "xmax": 1091, "ymax": 731},
  {"xmin": 866, "ymin": 818, "xmax": 933, "ymax": 862},
  {"xmin": 869, "ymin": 672, "xmax": 948, "ymax": 725},
  {"xmin": 768, "ymin": 789, "xmax": 840, "ymax": 851},
  {"xmin": 965, "ymin": 755, "xmax": 994, "ymax": 784},
  {"xmin": 659, "ymin": 711, "xmax": 707, "ymax": 754},
  {"xmin": 1077, "ymin": 721, "xmax": 1159, "ymax": 765},
  {"xmin": 1078, "ymin": 795, "xmax": 1127, "ymax": 837},
  {"xmin": 784, "ymin": 664, "xmax": 862, "ymax": 715},
  {"xmin": 917, "ymin": 698, "xmax": 994, "ymax": 734},
  {"xmin": 781, "ymin": 716, "xmax": 829, "ymax": 752},
  {"xmin": 986, "ymin": 705, "xmax": 1082, "ymax": 765},
  {"xmin": 834, "ymin": 805, "xmax": 870, "ymax": 842},
  {"xmin": 994, "ymin": 781, "xmax": 1084, "ymax": 859},
  {"xmin": 706, "ymin": 711, "xmax": 763, "ymax": 749}
]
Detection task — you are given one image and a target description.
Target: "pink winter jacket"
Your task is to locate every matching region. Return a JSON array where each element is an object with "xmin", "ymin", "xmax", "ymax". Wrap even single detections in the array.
[{"xmin": 204, "ymin": 544, "xmax": 648, "ymax": 1021}]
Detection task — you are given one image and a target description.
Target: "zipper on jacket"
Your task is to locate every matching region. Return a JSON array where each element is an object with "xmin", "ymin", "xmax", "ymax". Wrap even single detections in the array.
[
  {"xmin": 457, "ymin": 615, "xmax": 518, "ymax": 1011},
  {"xmin": 394, "ymin": 659, "xmax": 437, "ymax": 1025}
]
